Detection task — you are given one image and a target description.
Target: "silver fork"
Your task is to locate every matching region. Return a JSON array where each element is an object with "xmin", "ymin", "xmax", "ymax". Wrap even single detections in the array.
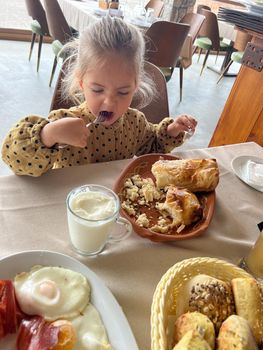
[{"xmin": 58, "ymin": 111, "xmax": 109, "ymax": 149}]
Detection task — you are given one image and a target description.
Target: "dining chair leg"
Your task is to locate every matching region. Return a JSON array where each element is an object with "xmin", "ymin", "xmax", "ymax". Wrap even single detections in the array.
[
  {"xmin": 200, "ymin": 49, "xmax": 210, "ymax": 76},
  {"xmin": 197, "ymin": 47, "xmax": 203, "ymax": 62},
  {"xmin": 179, "ymin": 66, "xmax": 183, "ymax": 102},
  {"xmin": 216, "ymin": 60, "xmax": 233, "ymax": 84},
  {"xmin": 37, "ymin": 35, "xmax": 43, "ymax": 72},
  {"xmin": 29, "ymin": 32, "xmax": 36, "ymax": 61},
  {"xmin": 193, "ymin": 46, "xmax": 198, "ymax": 55},
  {"xmin": 49, "ymin": 56, "xmax": 58, "ymax": 87},
  {"xmin": 215, "ymin": 50, "xmax": 219, "ymax": 63}
]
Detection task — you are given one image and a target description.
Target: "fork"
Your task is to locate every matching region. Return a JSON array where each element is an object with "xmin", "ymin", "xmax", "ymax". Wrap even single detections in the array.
[{"xmin": 58, "ymin": 111, "xmax": 110, "ymax": 149}]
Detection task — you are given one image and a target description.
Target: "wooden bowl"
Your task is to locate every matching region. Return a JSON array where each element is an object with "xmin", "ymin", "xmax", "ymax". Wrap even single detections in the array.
[{"xmin": 113, "ymin": 154, "xmax": 216, "ymax": 242}]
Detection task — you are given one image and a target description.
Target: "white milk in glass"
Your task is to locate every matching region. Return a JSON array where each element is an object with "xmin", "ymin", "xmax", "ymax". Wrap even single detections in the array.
[{"xmin": 67, "ymin": 190, "xmax": 118, "ymax": 255}]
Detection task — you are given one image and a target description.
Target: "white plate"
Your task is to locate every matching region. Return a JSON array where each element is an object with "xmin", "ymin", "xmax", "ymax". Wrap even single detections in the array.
[
  {"xmin": 0, "ymin": 250, "xmax": 139, "ymax": 350},
  {"xmin": 231, "ymin": 155, "xmax": 263, "ymax": 192}
]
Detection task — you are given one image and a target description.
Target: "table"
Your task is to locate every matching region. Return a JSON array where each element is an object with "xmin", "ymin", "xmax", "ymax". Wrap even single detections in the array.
[
  {"xmin": 209, "ymin": 29, "xmax": 263, "ymax": 147},
  {"xmin": 57, "ymin": 0, "xmax": 98, "ymax": 30},
  {"xmin": 0, "ymin": 142, "xmax": 262, "ymax": 349}
]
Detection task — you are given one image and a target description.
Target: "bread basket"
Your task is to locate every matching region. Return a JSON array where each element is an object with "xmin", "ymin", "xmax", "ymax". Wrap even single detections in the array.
[{"xmin": 151, "ymin": 257, "xmax": 253, "ymax": 350}]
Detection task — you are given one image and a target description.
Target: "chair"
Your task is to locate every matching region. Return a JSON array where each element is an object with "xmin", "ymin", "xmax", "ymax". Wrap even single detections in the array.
[
  {"xmin": 194, "ymin": 9, "xmax": 233, "ymax": 75},
  {"xmin": 24, "ymin": 0, "xmax": 50, "ymax": 72},
  {"xmin": 50, "ymin": 60, "xmax": 169, "ymax": 124},
  {"xmin": 144, "ymin": 21, "xmax": 190, "ymax": 100},
  {"xmin": 216, "ymin": 51, "xmax": 244, "ymax": 83},
  {"xmin": 196, "ymin": 4, "xmax": 211, "ymax": 13},
  {"xmin": 216, "ymin": 30, "xmax": 252, "ymax": 83},
  {"xmin": 145, "ymin": 0, "xmax": 164, "ymax": 18},
  {"xmin": 43, "ymin": 0, "xmax": 75, "ymax": 86},
  {"xmin": 176, "ymin": 12, "xmax": 205, "ymax": 100},
  {"xmin": 130, "ymin": 61, "xmax": 169, "ymax": 123}
]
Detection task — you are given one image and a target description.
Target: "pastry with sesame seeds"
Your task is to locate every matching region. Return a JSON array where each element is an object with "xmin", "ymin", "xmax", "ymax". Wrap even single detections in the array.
[{"xmin": 175, "ymin": 274, "xmax": 235, "ymax": 333}]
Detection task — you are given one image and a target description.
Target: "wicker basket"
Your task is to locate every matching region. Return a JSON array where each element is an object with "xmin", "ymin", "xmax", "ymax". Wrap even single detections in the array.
[{"xmin": 151, "ymin": 257, "xmax": 253, "ymax": 350}]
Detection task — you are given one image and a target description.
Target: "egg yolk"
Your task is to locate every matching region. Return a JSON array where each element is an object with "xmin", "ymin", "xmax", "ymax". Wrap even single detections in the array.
[{"xmin": 32, "ymin": 280, "xmax": 60, "ymax": 305}]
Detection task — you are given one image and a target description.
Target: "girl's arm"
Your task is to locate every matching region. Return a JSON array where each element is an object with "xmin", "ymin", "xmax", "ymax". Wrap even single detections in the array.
[
  {"xmin": 1, "ymin": 106, "xmax": 91, "ymax": 177},
  {"xmin": 133, "ymin": 114, "xmax": 184, "ymax": 155},
  {"xmin": 1, "ymin": 116, "xmax": 60, "ymax": 176}
]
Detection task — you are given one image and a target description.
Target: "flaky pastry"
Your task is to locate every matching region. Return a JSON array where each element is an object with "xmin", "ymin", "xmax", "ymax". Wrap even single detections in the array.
[
  {"xmin": 157, "ymin": 186, "xmax": 202, "ymax": 228},
  {"xmin": 151, "ymin": 159, "xmax": 219, "ymax": 192}
]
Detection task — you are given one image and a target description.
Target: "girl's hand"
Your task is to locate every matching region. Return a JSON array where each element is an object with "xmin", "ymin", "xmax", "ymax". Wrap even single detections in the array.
[
  {"xmin": 167, "ymin": 115, "xmax": 197, "ymax": 138},
  {"xmin": 40, "ymin": 118, "xmax": 90, "ymax": 148}
]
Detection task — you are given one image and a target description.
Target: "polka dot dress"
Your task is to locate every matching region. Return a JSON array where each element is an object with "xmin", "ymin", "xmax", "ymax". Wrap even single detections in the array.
[{"xmin": 1, "ymin": 102, "xmax": 185, "ymax": 176}]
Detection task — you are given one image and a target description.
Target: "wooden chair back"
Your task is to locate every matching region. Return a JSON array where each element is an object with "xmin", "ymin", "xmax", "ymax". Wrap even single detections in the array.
[
  {"xmin": 50, "ymin": 61, "xmax": 169, "ymax": 124},
  {"xmin": 131, "ymin": 61, "xmax": 169, "ymax": 123},
  {"xmin": 43, "ymin": 0, "xmax": 72, "ymax": 44},
  {"xmin": 145, "ymin": 21, "xmax": 190, "ymax": 68},
  {"xmin": 25, "ymin": 0, "xmax": 50, "ymax": 35},
  {"xmin": 198, "ymin": 9, "xmax": 221, "ymax": 51},
  {"xmin": 197, "ymin": 4, "xmax": 211, "ymax": 13},
  {"xmin": 145, "ymin": 0, "xmax": 164, "ymax": 17},
  {"xmin": 180, "ymin": 12, "xmax": 205, "ymax": 44}
]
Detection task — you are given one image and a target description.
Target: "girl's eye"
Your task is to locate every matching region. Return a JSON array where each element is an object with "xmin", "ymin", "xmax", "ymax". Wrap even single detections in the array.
[
  {"xmin": 91, "ymin": 89, "xmax": 103, "ymax": 94},
  {"xmin": 118, "ymin": 91, "xmax": 129, "ymax": 96}
]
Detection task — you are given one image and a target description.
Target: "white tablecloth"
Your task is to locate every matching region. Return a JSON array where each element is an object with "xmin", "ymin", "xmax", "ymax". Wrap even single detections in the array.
[{"xmin": 0, "ymin": 142, "xmax": 262, "ymax": 349}]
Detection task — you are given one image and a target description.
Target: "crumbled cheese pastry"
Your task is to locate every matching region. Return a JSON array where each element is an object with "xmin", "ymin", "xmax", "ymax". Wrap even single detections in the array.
[
  {"xmin": 126, "ymin": 186, "xmax": 139, "ymax": 202},
  {"xmin": 136, "ymin": 213, "xmax": 150, "ymax": 228},
  {"xmin": 121, "ymin": 201, "xmax": 136, "ymax": 216},
  {"xmin": 121, "ymin": 174, "xmax": 202, "ymax": 235}
]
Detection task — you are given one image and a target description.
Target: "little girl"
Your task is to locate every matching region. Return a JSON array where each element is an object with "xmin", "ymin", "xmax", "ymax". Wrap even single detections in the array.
[{"xmin": 1, "ymin": 16, "xmax": 197, "ymax": 177}]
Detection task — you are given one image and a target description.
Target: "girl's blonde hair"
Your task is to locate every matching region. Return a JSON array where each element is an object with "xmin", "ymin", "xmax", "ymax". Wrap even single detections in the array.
[{"xmin": 61, "ymin": 16, "xmax": 155, "ymax": 109}]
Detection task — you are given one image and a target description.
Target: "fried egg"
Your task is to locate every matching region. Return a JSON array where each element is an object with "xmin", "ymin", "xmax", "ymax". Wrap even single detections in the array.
[
  {"xmin": 14, "ymin": 265, "xmax": 90, "ymax": 321},
  {"xmin": 71, "ymin": 303, "xmax": 113, "ymax": 350}
]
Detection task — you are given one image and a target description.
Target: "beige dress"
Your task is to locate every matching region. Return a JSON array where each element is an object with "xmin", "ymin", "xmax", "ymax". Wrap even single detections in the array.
[{"xmin": 1, "ymin": 102, "xmax": 184, "ymax": 177}]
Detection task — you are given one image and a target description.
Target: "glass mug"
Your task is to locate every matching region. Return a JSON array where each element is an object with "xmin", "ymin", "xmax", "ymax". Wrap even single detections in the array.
[{"xmin": 66, "ymin": 184, "xmax": 132, "ymax": 256}]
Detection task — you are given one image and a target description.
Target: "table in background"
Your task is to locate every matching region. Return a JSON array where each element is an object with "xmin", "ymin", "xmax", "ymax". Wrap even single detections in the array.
[
  {"xmin": 57, "ymin": 0, "xmax": 98, "ymax": 30},
  {"xmin": 0, "ymin": 142, "xmax": 262, "ymax": 349}
]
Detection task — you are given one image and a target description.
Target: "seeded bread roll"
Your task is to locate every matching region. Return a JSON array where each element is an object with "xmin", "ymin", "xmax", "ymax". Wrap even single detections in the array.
[
  {"xmin": 231, "ymin": 278, "xmax": 263, "ymax": 344},
  {"xmin": 151, "ymin": 159, "xmax": 219, "ymax": 192},
  {"xmin": 173, "ymin": 330, "xmax": 212, "ymax": 350},
  {"xmin": 217, "ymin": 315, "xmax": 258, "ymax": 350},
  {"xmin": 174, "ymin": 312, "xmax": 215, "ymax": 349},
  {"xmin": 175, "ymin": 274, "xmax": 235, "ymax": 332}
]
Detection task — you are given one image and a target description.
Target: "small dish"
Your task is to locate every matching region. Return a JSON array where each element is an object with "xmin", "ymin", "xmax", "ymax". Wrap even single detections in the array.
[
  {"xmin": 113, "ymin": 154, "xmax": 216, "ymax": 242},
  {"xmin": 231, "ymin": 155, "xmax": 263, "ymax": 192}
]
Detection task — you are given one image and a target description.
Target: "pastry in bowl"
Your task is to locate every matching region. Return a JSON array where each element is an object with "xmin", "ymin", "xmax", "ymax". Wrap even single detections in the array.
[
  {"xmin": 231, "ymin": 277, "xmax": 263, "ymax": 344},
  {"xmin": 175, "ymin": 274, "xmax": 235, "ymax": 332},
  {"xmin": 152, "ymin": 159, "xmax": 219, "ymax": 192},
  {"xmin": 174, "ymin": 311, "xmax": 215, "ymax": 349},
  {"xmin": 172, "ymin": 330, "xmax": 212, "ymax": 349},
  {"xmin": 217, "ymin": 315, "xmax": 257, "ymax": 350},
  {"xmin": 157, "ymin": 186, "xmax": 202, "ymax": 229}
]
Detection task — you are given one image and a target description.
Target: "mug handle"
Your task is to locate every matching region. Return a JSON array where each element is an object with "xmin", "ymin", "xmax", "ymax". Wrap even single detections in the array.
[{"xmin": 109, "ymin": 217, "xmax": 132, "ymax": 242}]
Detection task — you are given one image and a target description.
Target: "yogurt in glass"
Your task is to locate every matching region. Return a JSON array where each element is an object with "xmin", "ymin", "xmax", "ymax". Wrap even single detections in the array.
[{"xmin": 66, "ymin": 185, "xmax": 131, "ymax": 255}]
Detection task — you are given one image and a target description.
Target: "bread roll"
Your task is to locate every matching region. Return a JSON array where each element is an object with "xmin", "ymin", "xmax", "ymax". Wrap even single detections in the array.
[
  {"xmin": 151, "ymin": 159, "xmax": 219, "ymax": 192},
  {"xmin": 173, "ymin": 330, "xmax": 212, "ymax": 350},
  {"xmin": 217, "ymin": 315, "xmax": 258, "ymax": 350},
  {"xmin": 231, "ymin": 277, "xmax": 263, "ymax": 344},
  {"xmin": 157, "ymin": 186, "xmax": 202, "ymax": 227},
  {"xmin": 175, "ymin": 274, "xmax": 235, "ymax": 332},
  {"xmin": 174, "ymin": 312, "xmax": 215, "ymax": 349}
]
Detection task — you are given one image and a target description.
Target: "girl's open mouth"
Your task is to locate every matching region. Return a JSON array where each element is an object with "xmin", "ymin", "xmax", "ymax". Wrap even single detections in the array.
[{"xmin": 95, "ymin": 111, "xmax": 113, "ymax": 124}]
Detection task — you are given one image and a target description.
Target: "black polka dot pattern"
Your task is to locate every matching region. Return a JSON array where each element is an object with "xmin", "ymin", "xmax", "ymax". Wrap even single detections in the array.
[{"xmin": 1, "ymin": 105, "xmax": 185, "ymax": 176}]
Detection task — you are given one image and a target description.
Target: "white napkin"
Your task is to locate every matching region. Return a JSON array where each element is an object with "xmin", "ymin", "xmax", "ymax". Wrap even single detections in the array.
[{"xmin": 247, "ymin": 160, "xmax": 263, "ymax": 186}]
